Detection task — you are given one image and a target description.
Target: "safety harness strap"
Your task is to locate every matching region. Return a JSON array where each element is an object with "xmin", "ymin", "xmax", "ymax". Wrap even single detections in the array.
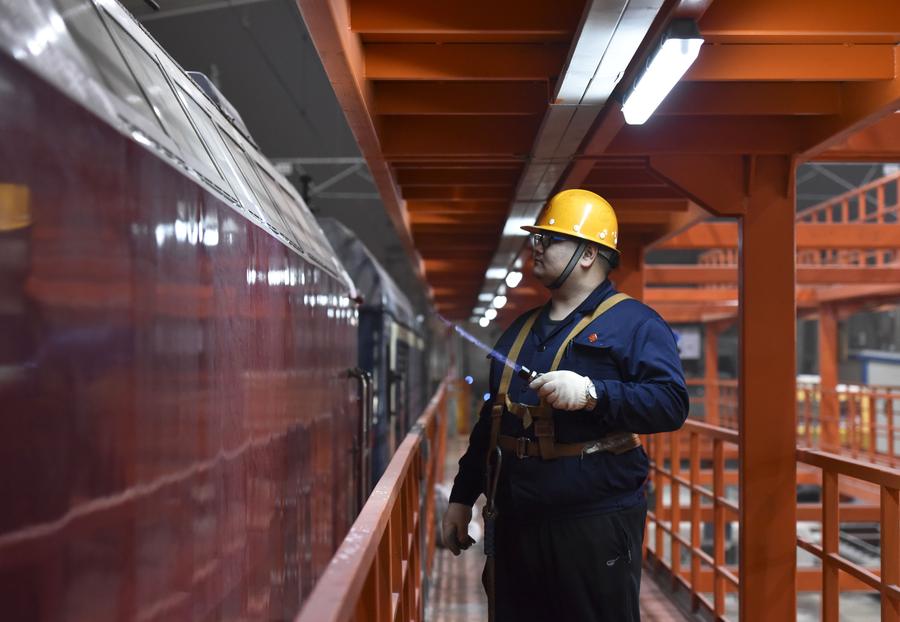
[
  {"xmin": 488, "ymin": 308, "xmax": 542, "ymax": 465},
  {"xmin": 488, "ymin": 292, "xmax": 633, "ymax": 462}
]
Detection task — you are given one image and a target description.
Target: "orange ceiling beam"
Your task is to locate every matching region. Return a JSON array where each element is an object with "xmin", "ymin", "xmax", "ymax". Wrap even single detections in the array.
[
  {"xmin": 380, "ymin": 116, "xmax": 540, "ymax": 156},
  {"xmin": 365, "ymin": 43, "xmax": 568, "ymax": 80},
  {"xmin": 646, "ymin": 265, "xmax": 900, "ymax": 285},
  {"xmin": 349, "ymin": 0, "xmax": 583, "ymax": 38},
  {"xmin": 697, "ymin": 0, "xmax": 900, "ymax": 44},
  {"xmin": 685, "ymin": 44, "xmax": 897, "ymax": 81},
  {"xmin": 402, "ymin": 186, "xmax": 512, "ymax": 201},
  {"xmin": 407, "ymin": 200, "xmax": 508, "ymax": 215},
  {"xmin": 395, "ymin": 168, "xmax": 521, "ymax": 186},
  {"xmin": 657, "ymin": 82, "xmax": 843, "ymax": 116},
  {"xmin": 373, "ymin": 81, "xmax": 548, "ymax": 115},
  {"xmin": 607, "ymin": 117, "xmax": 818, "ymax": 155},
  {"xmin": 815, "ymin": 114, "xmax": 900, "ymax": 161},
  {"xmin": 658, "ymin": 222, "xmax": 900, "ymax": 250}
]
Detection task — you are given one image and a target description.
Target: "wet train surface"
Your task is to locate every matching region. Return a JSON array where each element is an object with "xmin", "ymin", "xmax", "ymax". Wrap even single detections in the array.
[{"xmin": 0, "ymin": 1, "xmax": 439, "ymax": 620}]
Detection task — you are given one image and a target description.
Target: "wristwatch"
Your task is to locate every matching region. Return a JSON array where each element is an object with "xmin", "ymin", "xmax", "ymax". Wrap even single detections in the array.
[{"xmin": 584, "ymin": 376, "xmax": 598, "ymax": 410}]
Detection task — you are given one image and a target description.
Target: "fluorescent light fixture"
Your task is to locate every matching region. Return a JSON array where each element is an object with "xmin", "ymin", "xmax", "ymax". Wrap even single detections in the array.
[
  {"xmin": 478, "ymin": 293, "xmax": 494, "ymax": 302},
  {"xmin": 502, "ymin": 216, "xmax": 535, "ymax": 237},
  {"xmin": 484, "ymin": 308, "xmax": 498, "ymax": 320},
  {"xmin": 621, "ymin": 19, "xmax": 703, "ymax": 126},
  {"xmin": 492, "ymin": 295, "xmax": 507, "ymax": 309},
  {"xmin": 473, "ymin": 307, "xmax": 486, "ymax": 315},
  {"xmin": 505, "ymin": 271, "xmax": 523, "ymax": 288},
  {"xmin": 486, "ymin": 268, "xmax": 507, "ymax": 280},
  {"xmin": 479, "ymin": 317, "xmax": 491, "ymax": 328}
]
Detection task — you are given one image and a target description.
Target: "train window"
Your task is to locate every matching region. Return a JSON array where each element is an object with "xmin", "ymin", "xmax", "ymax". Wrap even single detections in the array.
[
  {"xmin": 51, "ymin": 0, "xmax": 162, "ymax": 133},
  {"xmin": 222, "ymin": 134, "xmax": 293, "ymax": 239},
  {"xmin": 257, "ymin": 168, "xmax": 316, "ymax": 255},
  {"xmin": 102, "ymin": 14, "xmax": 225, "ymax": 188},
  {"xmin": 173, "ymin": 85, "xmax": 239, "ymax": 201}
]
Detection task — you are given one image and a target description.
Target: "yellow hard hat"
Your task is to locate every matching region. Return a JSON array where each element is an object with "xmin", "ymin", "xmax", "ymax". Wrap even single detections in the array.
[
  {"xmin": 0, "ymin": 184, "xmax": 31, "ymax": 232},
  {"xmin": 521, "ymin": 188, "xmax": 619, "ymax": 254}
]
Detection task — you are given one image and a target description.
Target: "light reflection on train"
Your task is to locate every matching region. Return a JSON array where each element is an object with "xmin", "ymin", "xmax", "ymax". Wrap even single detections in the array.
[{"xmin": 0, "ymin": 2, "xmax": 440, "ymax": 620}]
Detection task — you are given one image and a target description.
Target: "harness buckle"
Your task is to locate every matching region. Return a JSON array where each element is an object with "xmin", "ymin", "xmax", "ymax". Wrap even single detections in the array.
[{"xmin": 515, "ymin": 437, "xmax": 532, "ymax": 459}]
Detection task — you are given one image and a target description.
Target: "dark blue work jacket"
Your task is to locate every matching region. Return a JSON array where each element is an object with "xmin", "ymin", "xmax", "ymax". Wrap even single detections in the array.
[{"xmin": 449, "ymin": 279, "xmax": 689, "ymax": 518}]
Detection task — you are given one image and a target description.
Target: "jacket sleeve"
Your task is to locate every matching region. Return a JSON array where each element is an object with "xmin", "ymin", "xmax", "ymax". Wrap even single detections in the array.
[
  {"xmin": 590, "ymin": 315, "xmax": 690, "ymax": 434},
  {"xmin": 448, "ymin": 359, "xmax": 499, "ymax": 506}
]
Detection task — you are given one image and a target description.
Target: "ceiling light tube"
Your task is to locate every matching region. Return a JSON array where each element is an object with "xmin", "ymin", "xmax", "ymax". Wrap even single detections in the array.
[
  {"xmin": 484, "ymin": 308, "xmax": 498, "ymax": 320},
  {"xmin": 505, "ymin": 271, "xmax": 523, "ymax": 288},
  {"xmin": 621, "ymin": 19, "xmax": 703, "ymax": 126},
  {"xmin": 492, "ymin": 295, "xmax": 508, "ymax": 309},
  {"xmin": 478, "ymin": 317, "xmax": 491, "ymax": 328}
]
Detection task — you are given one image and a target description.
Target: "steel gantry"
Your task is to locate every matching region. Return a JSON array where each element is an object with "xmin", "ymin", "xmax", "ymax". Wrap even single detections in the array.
[{"xmin": 295, "ymin": 0, "xmax": 900, "ymax": 620}]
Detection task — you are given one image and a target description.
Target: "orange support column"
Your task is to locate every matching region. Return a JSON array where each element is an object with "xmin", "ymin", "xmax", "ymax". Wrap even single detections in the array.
[
  {"xmin": 818, "ymin": 304, "xmax": 840, "ymax": 451},
  {"xmin": 704, "ymin": 323, "xmax": 720, "ymax": 426},
  {"xmin": 738, "ymin": 156, "xmax": 797, "ymax": 621},
  {"xmin": 650, "ymin": 153, "xmax": 798, "ymax": 621},
  {"xmin": 614, "ymin": 239, "xmax": 645, "ymax": 300}
]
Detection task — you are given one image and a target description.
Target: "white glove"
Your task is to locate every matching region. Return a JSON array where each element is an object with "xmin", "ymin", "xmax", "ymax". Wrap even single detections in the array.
[{"xmin": 530, "ymin": 370, "xmax": 591, "ymax": 411}]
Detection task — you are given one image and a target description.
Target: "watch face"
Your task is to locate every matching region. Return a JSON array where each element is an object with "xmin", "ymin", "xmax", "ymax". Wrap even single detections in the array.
[{"xmin": 588, "ymin": 382, "xmax": 597, "ymax": 399}]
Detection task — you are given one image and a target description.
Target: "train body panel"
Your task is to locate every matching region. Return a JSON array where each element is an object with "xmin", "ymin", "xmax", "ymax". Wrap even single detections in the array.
[
  {"xmin": 319, "ymin": 219, "xmax": 426, "ymax": 490},
  {"xmin": 0, "ymin": 2, "xmax": 368, "ymax": 620}
]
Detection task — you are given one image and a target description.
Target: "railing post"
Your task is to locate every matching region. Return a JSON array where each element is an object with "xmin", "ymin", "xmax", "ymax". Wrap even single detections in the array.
[
  {"xmin": 704, "ymin": 323, "xmax": 720, "ymax": 425},
  {"xmin": 819, "ymin": 304, "xmax": 841, "ymax": 452},
  {"xmin": 882, "ymin": 485, "xmax": 900, "ymax": 622},
  {"xmin": 822, "ymin": 470, "xmax": 839, "ymax": 622}
]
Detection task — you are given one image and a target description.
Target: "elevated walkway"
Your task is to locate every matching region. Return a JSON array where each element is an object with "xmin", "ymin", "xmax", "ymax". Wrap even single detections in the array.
[{"xmin": 294, "ymin": 379, "xmax": 898, "ymax": 622}]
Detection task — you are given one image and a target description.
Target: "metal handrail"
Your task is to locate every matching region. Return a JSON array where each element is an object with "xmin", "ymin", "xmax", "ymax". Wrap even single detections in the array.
[
  {"xmin": 645, "ymin": 419, "xmax": 898, "ymax": 621},
  {"xmin": 294, "ymin": 377, "xmax": 449, "ymax": 622}
]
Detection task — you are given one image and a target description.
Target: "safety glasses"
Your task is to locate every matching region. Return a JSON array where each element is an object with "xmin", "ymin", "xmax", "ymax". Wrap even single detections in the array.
[{"xmin": 529, "ymin": 232, "xmax": 572, "ymax": 251}]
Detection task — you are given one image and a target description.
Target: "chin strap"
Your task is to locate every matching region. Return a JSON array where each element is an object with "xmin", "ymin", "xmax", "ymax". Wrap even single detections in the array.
[{"xmin": 548, "ymin": 240, "xmax": 588, "ymax": 290}]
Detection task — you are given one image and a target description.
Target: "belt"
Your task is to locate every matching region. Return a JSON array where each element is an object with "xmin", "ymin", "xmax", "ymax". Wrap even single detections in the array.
[{"xmin": 497, "ymin": 431, "xmax": 640, "ymax": 460}]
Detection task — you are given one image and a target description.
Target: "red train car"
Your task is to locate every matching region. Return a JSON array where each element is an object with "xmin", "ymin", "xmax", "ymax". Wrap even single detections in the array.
[{"xmin": 0, "ymin": 1, "xmax": 375, "ymax": 619}]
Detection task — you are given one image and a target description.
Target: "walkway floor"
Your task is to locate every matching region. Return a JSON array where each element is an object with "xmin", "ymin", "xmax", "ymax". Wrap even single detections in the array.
[{"xmin": 428, "ymin": 432, "xmax": 691, "ymax": 621}]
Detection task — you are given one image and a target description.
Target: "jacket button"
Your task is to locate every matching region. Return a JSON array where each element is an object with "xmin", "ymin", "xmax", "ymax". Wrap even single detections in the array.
[{"xmin": 537, "ymin": 345, "xmax": 547, "ymax": 352}]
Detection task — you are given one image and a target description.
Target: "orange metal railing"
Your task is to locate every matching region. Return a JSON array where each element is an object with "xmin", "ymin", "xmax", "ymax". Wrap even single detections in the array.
[
  {"xmin": 699, "ymin": 170, "xmax": 900, "ymax": 270},
  {"xmin": 797, "ymin": 381, "xmax": 899, "ymax": 466},
  {"xmin": 645, "ymin": 420, "xmax": 740, "ymax": 619},
  {"xmin": 295, "ymin": 378, "xmax": 449, "ymax": 622},
  {"xmin": 796, "ymin": 448, "xmax": 900, "ymax": 622},
  {"xmin": 645, "ymin": 418, "xmax": 898, "ymax": 621},
  {"xmin": 688, "ymin": 378, "xmax": 900, "ymax": 467}
]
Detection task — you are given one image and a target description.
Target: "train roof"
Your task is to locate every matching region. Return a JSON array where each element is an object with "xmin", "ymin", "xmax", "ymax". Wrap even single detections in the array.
[
  {"xmin": 0, "ymin": 0, "xmax": 353, "ymax": 291},
  {"xmin": 318, "ymin": 218, "xmax": 417, "ymax": 329}
]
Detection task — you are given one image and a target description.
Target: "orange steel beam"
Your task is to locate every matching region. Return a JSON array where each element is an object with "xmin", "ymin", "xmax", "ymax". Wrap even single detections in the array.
[
  {"xmin": 608, "ymin": 116, "xmax": 819, "ymax": 155},
  {"xmin": 295, "ymin": 0, "xmax": 425, "ymax": 284},
  {"xmin": 658, "ymin": 82, "xmax": 843, "ymax": 116},
  {"xmin": 685, "ymin": 44, "xmax": 897, "ymax": 81},
  {"xmin": 349, "ymin": 0, "xmax": 583, "ymax": 38},
  {"xmin": 646, "ymin": 265, "xmax": 900, "ymax": 285},
  {"xmin": 407, "ymin": 200, "xmax": 508, "ymax": 214},
  {"xmin": 364, "ymin": 43, "xmax": 568, "ymax": 80},
  {"xmin": 803, "ymin": 46, "xmax": 900, "ymax": 159},
  {"xmin": 697, "ymin": 0, "xmax": 900, "ymax": 44},
  {"xmin": 402, "ymin": 186, "xmax": 512, "ymax": 201},
  {"xmin": 582, "ymin": 185, "xmax": 684, "ymax": 200},
  {"xmin": 380, "ymin": 116, "xmax": 540, "ymax": 156},
  {"xmin": 657, "ymin": 222, "xmax": 900, "ymax": 250},
  {"xmin": 815, "ymin": 113, "xmax": 900, "ymax": 162},
  {"xmin": 646, "ymin": 284, "xmax": 900, "ymax": 307},
  {"xmin": 395, "ymin": 168, "xmax": 521, "ymax": 186},
  {"xmin": 373, "ymin": 81, "xmax": 548, "ymax": 116}
]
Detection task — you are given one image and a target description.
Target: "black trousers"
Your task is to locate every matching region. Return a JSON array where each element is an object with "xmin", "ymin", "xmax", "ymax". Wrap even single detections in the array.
[{"xmin": 485, "ymin": 500, "xmax": 647, "ymax": 622}]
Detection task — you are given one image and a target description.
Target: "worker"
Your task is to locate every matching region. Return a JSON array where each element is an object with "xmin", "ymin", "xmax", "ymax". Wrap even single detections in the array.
[{"xmin": 442, "ymin": 189, "xmax": 689, "ymax": 621}]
